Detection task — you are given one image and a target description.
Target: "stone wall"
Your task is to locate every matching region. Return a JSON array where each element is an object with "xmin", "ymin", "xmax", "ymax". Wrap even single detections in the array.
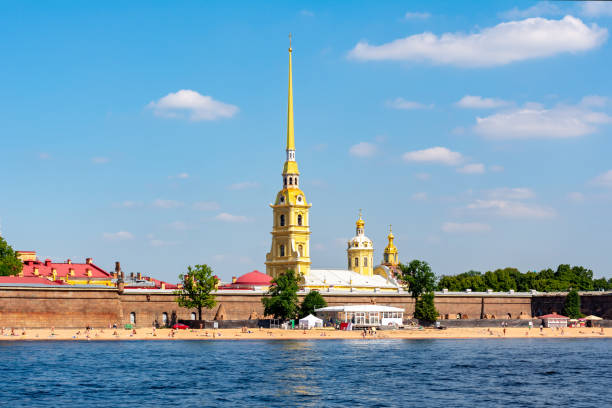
[
  {"xmin": 2, "ymin": 286, "xmax": 610, "ymax": 329},
  {"xmin": 532, "ymin": 293, "xmax": 612, "ymax": 319},
  {"xmin": 0, "ymin": 287, "xmax": 121, "ymax": 328}
]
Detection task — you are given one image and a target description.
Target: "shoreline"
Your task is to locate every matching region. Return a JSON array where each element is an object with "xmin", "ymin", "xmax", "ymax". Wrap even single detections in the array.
[{"xmin": 1, "ymin": 327, "xmax": 610, "ymax": 341}]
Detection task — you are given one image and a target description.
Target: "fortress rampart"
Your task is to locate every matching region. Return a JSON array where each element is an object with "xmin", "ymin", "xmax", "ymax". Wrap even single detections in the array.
[{"xmin": 0, "ymin": 286, "xmax": 610, "ymax": 328}]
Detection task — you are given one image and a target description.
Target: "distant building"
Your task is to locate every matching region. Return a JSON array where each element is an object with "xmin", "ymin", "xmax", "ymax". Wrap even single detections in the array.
[
  {"xmin": 16, "ymin": 251, "xmax": 114, "ymax": 287},
  {"xmin": 218, "ymin": 270, "xmax": 272, "ymax": 291}
]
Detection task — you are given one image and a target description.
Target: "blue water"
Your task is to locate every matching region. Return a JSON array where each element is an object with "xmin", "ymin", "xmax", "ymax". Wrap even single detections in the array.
[{"xmin": 0, "ymin": 339, "xmax": 610, "ymax": 407}]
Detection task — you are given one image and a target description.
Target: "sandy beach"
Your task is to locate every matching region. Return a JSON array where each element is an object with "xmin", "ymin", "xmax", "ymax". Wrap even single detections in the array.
[{"xmin": 1, "ymin": 326, "xmax": 610, "ymax": 341}]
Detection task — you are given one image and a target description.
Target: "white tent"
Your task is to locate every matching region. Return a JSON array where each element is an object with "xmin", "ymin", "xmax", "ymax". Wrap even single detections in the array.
[{"xmin": 299, "ymin": 314, "xmax": 323, "ymax": 329}]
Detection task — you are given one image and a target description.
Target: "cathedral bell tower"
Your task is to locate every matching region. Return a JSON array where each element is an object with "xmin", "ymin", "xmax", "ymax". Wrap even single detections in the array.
[
  {"xmin": 347, "ymin": 211, "xmax": 374, "ymax": 277},
  {"xmin": 265, "ymin": 36, "xmax": 312, "ymax": 279}
]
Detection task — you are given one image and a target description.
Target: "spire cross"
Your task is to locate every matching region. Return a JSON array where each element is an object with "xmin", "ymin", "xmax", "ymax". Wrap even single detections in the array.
[
  {"xmin": 359, "ymin": 208, "xmax": 362, "ymax": 218},
  {"xmin": 289, "ymin": 33, "xmax": 292, "ymax": 51},
  {"xmin": 389, "ymin": 224, "xmax": 392, "ymax": 232}
]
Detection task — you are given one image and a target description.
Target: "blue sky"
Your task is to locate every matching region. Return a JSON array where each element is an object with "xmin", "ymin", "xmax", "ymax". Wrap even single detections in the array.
[{"xmin": 1, "ymin": 1, "xmax": 612, "ymax": 282}]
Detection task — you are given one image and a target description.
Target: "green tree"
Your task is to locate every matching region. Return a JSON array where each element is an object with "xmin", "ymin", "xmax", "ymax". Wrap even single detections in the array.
[
  {"xmin": 175, "ymin": 264, "xmax": 219, "ymax": 320},
  {"xmin": 399, "ymin": 260, "xmax": 436, "ymax": 299},
  {"xmin": 0, "ymin": 237, "xmax": 22, "ymax": 277},
  {"xmin": 262, "ymin": 269, "xmax": 300, "ymax": 321},
  {"xmin": 300, "ymin": 290, "xmax": 327, "ymax": 318},
  {"xmin": 562, "ymin": 289, "xmax": 582, "ymax": 319},
  {"xmin": 414, "ymin": 292, "xmax": 438, "ymax": 322},
  {"xmin": 593, "ymin": 278, "xmax": 609, "ymax": 291}
]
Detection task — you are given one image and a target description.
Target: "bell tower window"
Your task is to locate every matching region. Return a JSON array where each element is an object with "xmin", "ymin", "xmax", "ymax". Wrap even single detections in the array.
[
  {"xmin": 280, "ymin": 214, "xmax": 285, "ymax": 226},
  {"xmin": 280, "ymin": 245, "xmax": 285, "ymax": 257},
  {"xmin": 297, "ymin": 214, "xmax": 303, "ymax": 226}
]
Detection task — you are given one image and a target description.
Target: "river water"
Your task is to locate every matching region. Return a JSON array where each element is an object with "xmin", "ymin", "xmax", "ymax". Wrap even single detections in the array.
[{"xmin": 0, "ymin": 339, "xmax": 610, "ymax": 407}]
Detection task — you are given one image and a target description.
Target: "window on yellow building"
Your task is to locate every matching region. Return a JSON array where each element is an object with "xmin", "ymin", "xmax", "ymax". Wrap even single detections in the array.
[
  {"xmin": 297, "ymin": 214, "xmax": 302, "ymax": 226},
  {"xmin": 355, "ymin": 257, "xmax": 359, "ymax": 267},
  {"xmin": 364, "ymin": 257, "xmax": 368, "ymax": 267},
  {"xmin": 280, "ymin": 214, "xmax": 285, "ymax": 226},
  {"xmin": 280, "ymin": 245, "xmax": 285, "ymax": 257}
]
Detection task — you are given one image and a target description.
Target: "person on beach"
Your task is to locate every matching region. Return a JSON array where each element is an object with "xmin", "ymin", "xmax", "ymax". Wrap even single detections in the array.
[{"xmin": 539, "ymin": 324, "xmax": 543, "ymax": 333}]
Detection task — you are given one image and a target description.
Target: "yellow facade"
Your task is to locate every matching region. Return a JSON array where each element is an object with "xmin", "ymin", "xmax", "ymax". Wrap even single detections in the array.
[
  {"xmin": 347, "ymin": 212, "xmax": 374, "ymax": 277},
  {"xmin": 265, "ymin": 41, "xmax": 311, "ymax": 279}
]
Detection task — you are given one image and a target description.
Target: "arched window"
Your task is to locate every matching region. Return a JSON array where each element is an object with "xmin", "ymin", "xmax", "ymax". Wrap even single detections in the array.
[
  {"xmin": 191, "ymin": 312, "xmax": 196, "ymax": 320},
  {"xmin": 284, "ymin": 177, "xmax": 287, "ymax": 186},
  {"xmin": 297, "ymin": 214, "xmax": 303, "ymax": 226},
  {"xmin": 355, "ymin": 257, "xmax": 359, "ymax": 267},
  {"xmin": 162, "ymin": 312, "xmax": 168, "ymax": 325},
  {"xmin": 280, "ymin": 245, "xmax": 285, "ymax": 257},
  {"xmin": 384, "ymin": 253, "xmax": 389, "ymax": 263},
  {"xmin": 298, "ymin": 245, "xmax": 303, "ymax": 257},
  {"xmin": 130, "ymin": 312, "xmax": 136, "ymax": 325},
  {"xmin": 364, "ymin": 257, "xmax": 368, "ymax": 267},
  {"xmin": 289, "ymin": 177, "xmax": 293, "ymax": 185},
  {"xmin": 280, "ymin": 214, "xmax": 285, "ymax": 226}
]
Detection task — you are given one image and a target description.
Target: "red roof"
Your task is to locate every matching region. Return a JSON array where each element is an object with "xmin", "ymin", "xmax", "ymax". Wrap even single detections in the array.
[
  {"xmin": 0, "ymin": 276, "xmax": 66, "ymax": 285},
  {"xmin": 538, "ymin": 313, "xmax": 568, "ymax": 319},
  {"xmin": 20, "ymin": 259, "xmax": 110, "ymax": 280},
  {"xmin": 234, "ymin": 270, "xmax": 272, "ymax": 285}
]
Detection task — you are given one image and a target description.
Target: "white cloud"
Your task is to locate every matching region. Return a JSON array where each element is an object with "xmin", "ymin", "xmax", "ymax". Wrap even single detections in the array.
[
  {"xmin": 215, "ymin": 212, "xmax": 248, "ymax": 223},
  {"xmin": 581, "ymin": 2, "xmax": 612, "ymax": 17},
  {"xmin": 489, "ymin": 165, "xmax": 504, "ymax": 172},
  {"xmin": 415, "ymin": 172, "xmax": 431, "ymax": 181},
  {"xmin": 153, "ymin": 199, "xmax": 183, "ymax": 209},
  {"xmin": 457, "ymin": 163, "xmax": 485, "ymax": 174},
  {"xmin": 405, "ymin": 11, "xmax": 431, "ymax": 20},
  {"xmin": 456, "ymin": 95, "xmax": 511, "ymax": 109},
  {"xmin": 349, "ymin": 142, "xmax": 378, "ymax": 157},
  {"xmin": 386, "ymin": 97, "xmax": 433, "ymax": 110},
  {"xmin": 487, "ymin": 187, "xmax": 535, "ymax": 200},
  {"xmin": 467, "ymin": 199, "xmax": 555, "ymax": 219},
  {"xmin": 168, "ymin": 221, "xmax": 192, "ymax": 231},
  {"xmin": 411, "ymin": 192, "xmax": 428, "ymax": 201},
  {"xmin": 474, "ymin": 103, "xmax": 611, "ymax": 139},
  {"xmin": 591, "ymin": 170, "xmax": 612, "ymax": 187},
  {"xmin": 348, "ymin": 16, "xmax": 607, "ymax": 67},
  {"xmin": 403, "ymin": 147, "xmax": 463, "ymax": 165},
  {"xmin": 113, "ymin": 201, "xmax": 143, "ymax": 208},
  {"xmin": 193, "ymin": 201, "xmax": 220, "ymax": 211},
  {"xmin": 147, "ymin": 89, "xmax": 239, "ymax": 121},
  {"xmin": 567, "ymin": 192, "xmax": 585, "ymax": 202},
  {"xmin": 92, "ymin": 157, "xmax": 109, "ymax": 164},
  {"xmin": 499, "ymin": 3, "xmax": 562, "ymax": 20},
  {"xmin": 150, "ymin": 239, "xmax": 178, "ymax": 247},
  {"xmin": 581, "ymin": 95, "xmax": 608, "ymax": 107},
  {"xmin": 442, "ymin": 222, "xmax": 491, "ymax": 233},
  {"xmin": 103, "ymin": 231, "xmax": 134, "ymax": 241},
  {"xmin": 228, "ymin": 181, "xmax": 259, "ymax": 190}
]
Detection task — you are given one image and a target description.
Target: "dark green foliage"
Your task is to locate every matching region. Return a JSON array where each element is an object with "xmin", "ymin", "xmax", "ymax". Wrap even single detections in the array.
[
  {"xmin": 437, "ymin": 264, "xmax": 603, "ymax": 293},
  {"xmin": 399, "ymin": 260, "xmax": 436, "ymax": 299},
  {"xmin": 0, "ymin": 236, "xmax": 22, "ymax": 277},
  {"xmin": 262, "ymin": 269, "xmax": 300, "ymax": 321},
  {"xmin": 300, "ymin": 290, "xmax": 327, "ymax": 318},
  {"xmin": 562, "ymin": 289, "xmax": 582, "ymax": 318},
  {"xmin": 414, "ymin": 292, "xmax": 438, "ymax": 322},
  {"xmin": 175, "ymin": 264, "xmax": 219, "ymax": 320}
]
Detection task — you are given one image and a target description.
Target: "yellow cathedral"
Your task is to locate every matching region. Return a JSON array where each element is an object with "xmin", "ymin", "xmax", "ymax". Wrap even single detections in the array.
[{"xmin": 265, "ymin": 40, "xmax": 401, "ymax": 293}]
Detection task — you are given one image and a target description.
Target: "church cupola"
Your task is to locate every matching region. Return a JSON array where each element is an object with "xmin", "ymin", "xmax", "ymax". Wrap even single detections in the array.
[
  {"xmin": 383, "ymin": 225, "xmax": 399, "ymax": 266},
  {"xmin": 347, "ymin": 210, "xmax": 374, "ymax": 277}
]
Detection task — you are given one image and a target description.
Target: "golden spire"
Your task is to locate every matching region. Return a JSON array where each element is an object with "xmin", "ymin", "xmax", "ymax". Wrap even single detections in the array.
[
  {"xmin": 286, "ymin": 33, "xmax": 295, "ymax": 151},
  {"xmin": 388, "ymin": 224, "xmax": 394, "ymax": 240}
]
